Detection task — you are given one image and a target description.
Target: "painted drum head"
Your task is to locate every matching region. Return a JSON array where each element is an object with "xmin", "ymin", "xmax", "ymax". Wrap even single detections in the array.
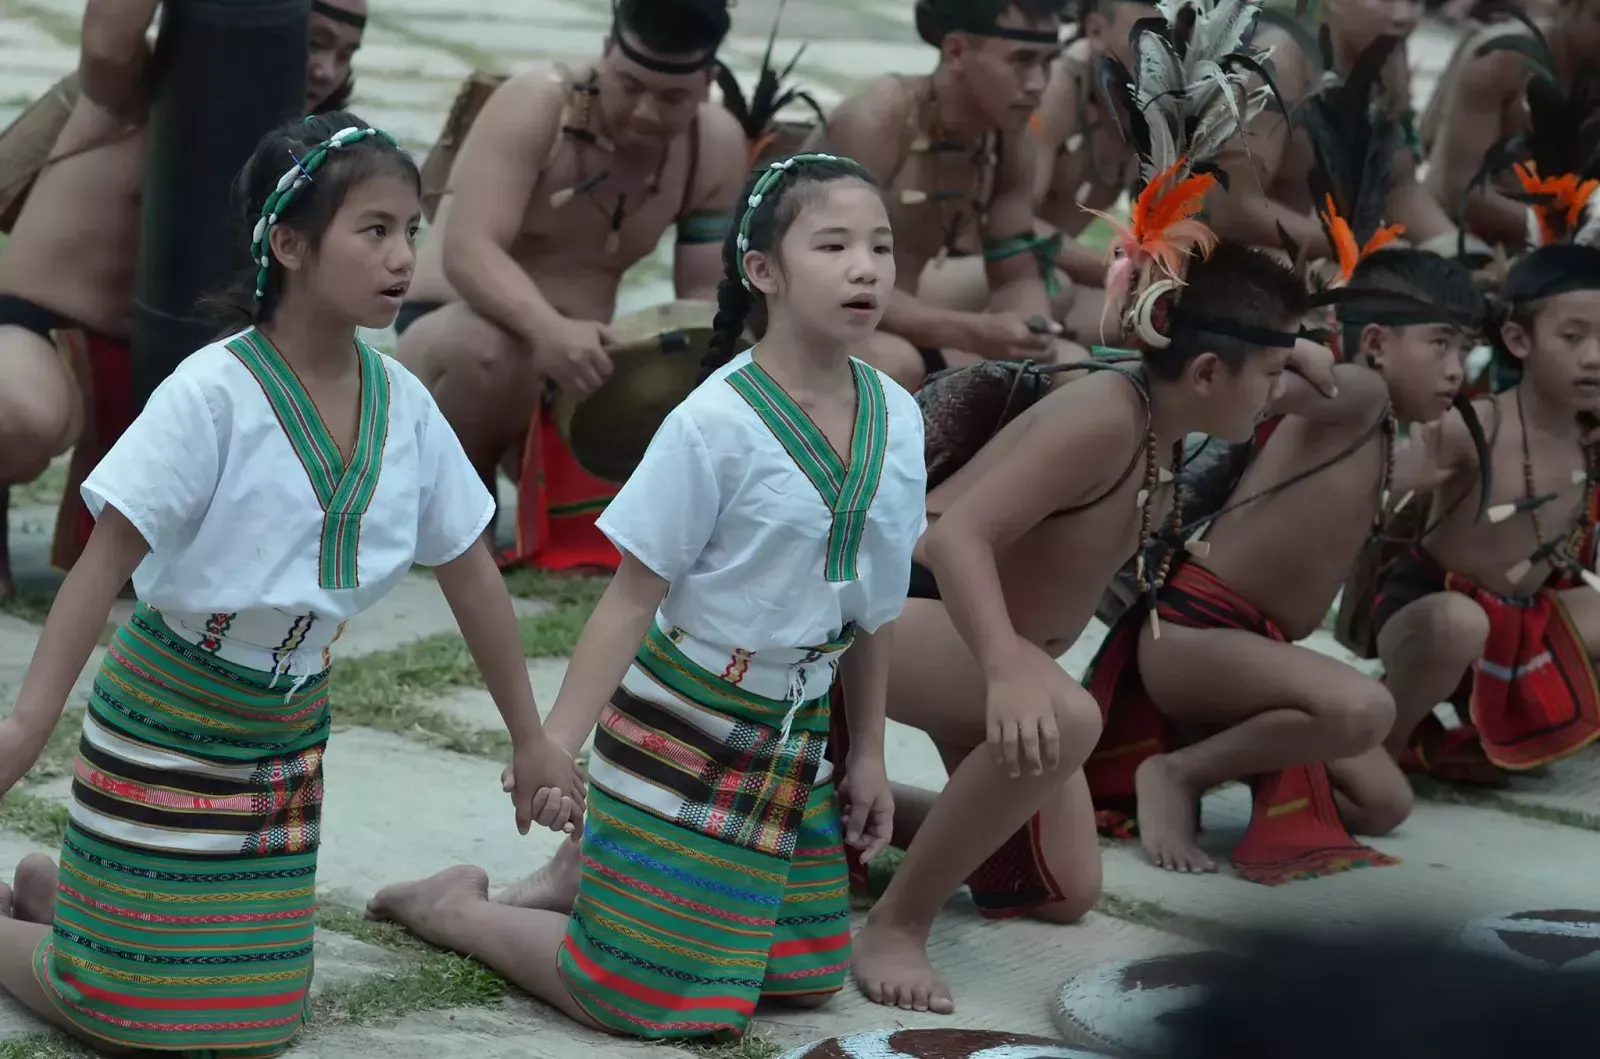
[
  {"xmin": 778, "ymin": 1028, "xmax": 1105, "ymax": 1059},
  {"xmin": 1053, "ymin": 950, "xmax": 1245, "ymax": 1054},
  {"xmin": 1453, "ymin": 909, "xmax": 1600, "ymax": 972}
]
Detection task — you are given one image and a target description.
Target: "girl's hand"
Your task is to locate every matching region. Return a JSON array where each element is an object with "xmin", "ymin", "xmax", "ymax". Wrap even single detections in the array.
[
  {"xmin": 501, "ymin": 737, "xmax": 586, "ymax": 836},
  {"xmin": 839, "ymin": 753, "xmax": 894, "ymax": 864}
]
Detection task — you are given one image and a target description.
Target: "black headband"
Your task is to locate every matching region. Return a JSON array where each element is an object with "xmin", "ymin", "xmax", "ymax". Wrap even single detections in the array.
[
  {"xmin": 311, "ymin": 1, "xmax": 366, "ymax": 29},
  {"xmin": 915, "ymin": 3, "xmax": 1061, "ymax": 47},
  {"xmin": 1170, "ymin": 308, "xmax": 1302, "ymax": 349},
  {"xmin": 610, "ymin": 23, "xmax": 719, "ymax": 73},
  {"xmin": 1329, "ymin": 288, "xmax": 1481, "ymax": 331}
]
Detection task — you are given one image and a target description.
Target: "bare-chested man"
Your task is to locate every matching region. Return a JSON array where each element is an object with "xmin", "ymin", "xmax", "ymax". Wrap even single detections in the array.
[
  {"xmin": 1029, "ymin": 0, "xmax": 1157, "ymax": 343},
  {"xmin": 1422, "ymin": 2, "xmax": 1600, "ymax": 251},
  {"xmin": 0, "ymin": 0, "xmax": 366, "ymax": 598},
  {"xmin": 803, "ymin": 0, "xmax": 1083, "ymax": 392},
  {"xmin": 394, "ymin": 0, "xmax": 745, "ymax": 573},
  {"xmin": 1376, "ymin": 243, "xmax": 1600, "ymax": 781},
  {"xmin": 1207, "ymin": 1, "xmax": 1459, "ymax": 257},
  {"xmin": 1086, "ymin": 249, "xmax": 1486, "ymax": 878}
]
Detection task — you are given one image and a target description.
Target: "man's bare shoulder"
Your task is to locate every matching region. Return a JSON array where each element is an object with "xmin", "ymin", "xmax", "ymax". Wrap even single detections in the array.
[
  {"xmin": 694, "ymin": 101, "xmax": 747, "ymax": 159},
  {"xmin": 1038, "ymin": 367, "xmax": 1147, "ymax": 439},
  {"xmin": 831, "ymin": 75, "xmax": 914, "ymax": 130},
  {"xmin": 1250, "ymin": 23, "xmax": 1315, "ymax": 100},
  {"xmin": 688, "ymin": 102, "xmax": 749, "ymax": 200},
  {"xmin": 474, "ymin": 66, "xmax": 569, "ymax": 135},
  {"xmin": 1453, "ymin": 26, "xmax": 1530, "ymax": 98}
]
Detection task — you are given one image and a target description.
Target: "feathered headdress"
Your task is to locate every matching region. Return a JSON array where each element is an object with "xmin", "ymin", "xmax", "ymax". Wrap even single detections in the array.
[
  {"xmin": 1458, "ymin": 3, "xmax": 1600, "ymax": 250},
  {"xmin": 1300, "ymin": 34, "xmax": 1406, "ymax": 286},
  {"xmin": 1086, "ymin": 0, "xmax": 1287, "ymax": 346},
  {"xmin": 713, "ymin": 0, "xmax": 827, "ymax": 166}
]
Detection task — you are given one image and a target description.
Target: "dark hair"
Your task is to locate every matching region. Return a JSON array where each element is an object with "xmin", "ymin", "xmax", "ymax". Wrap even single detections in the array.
[
  {"xmin": 1168, "ymin": 929, "xmax": 1600, "ymax": 1059},
  {"xmin": 1143, "ymin": 241, "xmax": 1310, "ymax": 380},
  {"xmin": 615, "ymin": 0, "xmax": 730, "ymax": 59},
  {"xmin": 916, "ymin": 0, "xmax": 1068, "ymax": 46},
  {"xmin": 1338, "ymin": 248, "xmax": 1486, "ymax": 359},
  {"xmin": 204, "ymin": 109, "xmax": 420, "ymax": 332},
  {"xmin": 699, "ymin": 156, "xmax": 883, "ymax": 383}
]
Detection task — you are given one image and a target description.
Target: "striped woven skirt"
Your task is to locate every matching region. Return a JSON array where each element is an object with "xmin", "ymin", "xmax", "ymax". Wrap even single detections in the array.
[
  {"xmin": 558, "ymin": 621, "xmax": 854, "ymax": 1039},
  {"xmin": 33, "ymin": 604, "xmax": 330, "ymax": 1056}
]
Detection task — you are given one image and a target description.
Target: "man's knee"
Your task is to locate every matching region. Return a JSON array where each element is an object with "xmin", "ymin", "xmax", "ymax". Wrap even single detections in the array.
[
  {"xmin": 852, "ymin": 332, "xmax": 927, "ymax": 392},
  {"xmin": 1381, "ymin": 592, "xmax": 1489, "ymax": 669},
  {"xmin": 1052, "ymin": 681, "xmax": 1104, "ymax": 762},
  {"xmin": 0, "ymin": 395, "xmax": 70, "ymax": 482},
  {"xmin": 1320, "ymin": 679, "xmax": 1396, "ymax": 758}
]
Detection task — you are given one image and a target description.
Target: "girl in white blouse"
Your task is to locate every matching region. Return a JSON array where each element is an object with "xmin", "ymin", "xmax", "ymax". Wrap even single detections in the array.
[{"xmin": 0, "ymin": 111, "xmax": 581, "ymax": 1057}]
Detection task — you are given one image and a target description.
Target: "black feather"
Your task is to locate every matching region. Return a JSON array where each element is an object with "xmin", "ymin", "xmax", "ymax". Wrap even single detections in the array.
[
  {"xmin": 712, "ymin": 0, "xmax": 823, "ymax": 147},
  {"xmin": 1299, "ymin": 34, "xmax": 1402, "ymax": 253}
]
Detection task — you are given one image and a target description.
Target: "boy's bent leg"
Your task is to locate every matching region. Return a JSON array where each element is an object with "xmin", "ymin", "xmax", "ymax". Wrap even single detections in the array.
[
  {"xmin": 1325, "ymin": 746, "xmax": 1415, "ymax": 837},
  {"xmin": 368, "ymin": 865, "xmax": 600, "ymax": 1030},
  {"xmin": 858, "ymin": 605, "xmax": 1102, "ymax": 1012},
  {"xmin": 1136, "ymin": 626, "xmax": 1395, "ymax": 872},
  {"xmin": 1375, "ymin": 592, "xmax": 1488, "ymax": 758}
]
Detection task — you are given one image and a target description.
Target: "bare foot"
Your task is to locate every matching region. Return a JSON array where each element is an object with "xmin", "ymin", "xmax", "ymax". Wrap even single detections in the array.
[
  {"xmin": 493, "ymin": 837, "xmax": 581, "ymax": 911},
  {"xmin": 12, "ymin": 853, "xmax": 57, "ymax": 924},
  {"xmin": 1134, "ymin": 755, "xmax": 1215, "ymax": 874},
  {"xmin": 366, "ymin": 865, "xmax": 490, "ymax": 948},
  {"xmin": 850, "ymin": 913, "xmax": 955, "ymax": 1014}
]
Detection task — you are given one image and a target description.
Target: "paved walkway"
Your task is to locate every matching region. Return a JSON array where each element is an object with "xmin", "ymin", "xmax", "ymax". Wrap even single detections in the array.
[{"xmin": 2, "ymin": 4, "xmax": 1589, "ymax": 1059}]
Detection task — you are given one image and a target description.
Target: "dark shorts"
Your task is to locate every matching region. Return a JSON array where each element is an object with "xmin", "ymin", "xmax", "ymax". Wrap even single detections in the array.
[
  {"xmin": 394, "ymin": 300, "xmax": 444, "ymax": 337},
  {"xmin": 0, "ymin": 294, "xmax": 77, "ymax": 340},
  {"xmin": 908, "ymin": 559, "xmax": 941, "ymax": 601},
  {"xmin": 1371, "ymin": 546, "xmax": 1447, "ymax": 639}
]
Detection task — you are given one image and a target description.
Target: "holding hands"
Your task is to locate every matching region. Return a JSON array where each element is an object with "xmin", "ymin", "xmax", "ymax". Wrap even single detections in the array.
[{"xmin": 501, "ymin": 735, "xmax": 586, "ymax": 837}]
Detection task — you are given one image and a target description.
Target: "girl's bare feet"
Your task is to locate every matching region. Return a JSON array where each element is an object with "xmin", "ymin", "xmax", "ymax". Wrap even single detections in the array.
[
  {"xmin": 12, "ymin": 854, "xmax": 58, "ymax": 924},
  {"xmin": 366, "ymin": 865, "xmax": 491, "ymax": 948},
  {"xmin": 1134, "ymin": 756, "xmax": 1216, "ymax": 874},
  {"xmin": 850, "ymin": 912, "xmax": 956, "ymax": 1014},
  {"xmin": 492, "ymin": 837, "xmax": 581, "ymax": 911}
]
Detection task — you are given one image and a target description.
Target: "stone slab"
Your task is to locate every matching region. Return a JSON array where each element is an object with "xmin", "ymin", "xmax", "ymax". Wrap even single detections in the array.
[
  {"xmin": 756, "ymin": 907, "xmax": 1195, "ymax": 1049},
  {"xmin": 331, "ymin": 572, "xmax": 552, "ymax": 659},
  {"xmin": 1098, "ymin": 786, "xmax": 1600, "ymax": 934},
  {"xmin": 1500, "ymin": 747, "xmax": 1600, "ymax": 823}
]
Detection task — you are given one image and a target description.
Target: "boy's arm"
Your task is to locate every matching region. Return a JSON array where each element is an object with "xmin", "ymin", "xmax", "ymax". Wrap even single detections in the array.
[
  {"xmin": 1265, "ymin": 343, "xmax": 1388, "ymax": 425},
  {"xmin": 925, "ymin": 380, "xmax": 1135, "ymax": 678},
  {"xmin": 672, "ymin": 106, "xmax": 747, "ymax": 301},
  {"xmin": 1391, "ymin": 405, "xmax": 1478, "ymax": 498},
  {"xmin": 0, "ymin": 507, "xmax": 148, "ymax": 796},
  {"xmin": 1426, "ymin": 51, "xmax": 1529, "ymax": 247}
]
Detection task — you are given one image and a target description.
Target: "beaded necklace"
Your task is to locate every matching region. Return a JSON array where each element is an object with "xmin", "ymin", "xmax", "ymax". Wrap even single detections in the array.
[{"xmin": 545, "ymin": 71, "xmax": 672, "ymax": 255}]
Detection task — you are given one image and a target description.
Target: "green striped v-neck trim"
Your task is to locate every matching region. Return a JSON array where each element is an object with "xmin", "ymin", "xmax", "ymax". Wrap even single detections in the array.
[
  {"xmin": 227, "ymin": 329, "xmax": 392, "ymax": 590},
  {"xmin": 726, "ymin": 357, "xmax": 888, "ymax": 582}
]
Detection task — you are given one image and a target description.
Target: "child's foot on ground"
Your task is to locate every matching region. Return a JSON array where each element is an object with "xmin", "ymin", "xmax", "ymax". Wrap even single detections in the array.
[
  {"xmin": 366, "ymin": 865, "xmax": 491, "ymax": 948},
  {"xmin": 1134, "ymin": 755, "xmax": 1215, "ymax": 874},
  {"xmin": 850, "ymin": 914, "xmax": 955, "ymax": 1014},
  {"xmin": 12, "ymin": 853, "xmax": 57, "ymax": 924},
  {"xmin": 492, "ymin": 837, "xmax": 581, "ymax": 911}
]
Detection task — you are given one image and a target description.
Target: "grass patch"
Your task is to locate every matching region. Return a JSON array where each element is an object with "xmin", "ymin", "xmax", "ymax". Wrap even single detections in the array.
[
  {"xmin": 0, "ymin": 1035, "xmax": 90, "ymax": 1059},
  {"xmin": 687, "ymin": 1034, "xmax": 787, "ymax": 1059},
  {"xmin": 311, "ymin": 950, "xmax": 508, "ymax": 1028},
  {"xmin": 0, "ymin": 586, "xmax": 55, "ymax": 626},
  {"xmin": 0, "ymin": 716, "xmax": 90, "ymax": 846}
]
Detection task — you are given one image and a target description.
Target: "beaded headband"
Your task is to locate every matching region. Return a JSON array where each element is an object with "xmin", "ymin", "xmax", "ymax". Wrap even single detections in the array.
[
  {"xmin": 250, "ymin": 124, "xmax": 399, "ymax": 303},
  {"xmin": 734, "ymin": 153, "xmax": 869, "ymax": 290}
]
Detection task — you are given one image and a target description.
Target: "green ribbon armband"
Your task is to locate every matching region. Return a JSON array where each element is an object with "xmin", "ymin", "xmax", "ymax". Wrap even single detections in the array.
[
  {"xmin": 677, "ymin": 209, "xmax": 734, "ymax": 246},
  {"xmin": 982, "ymin": 231, "xmax": 1066, "ymax": 297}
]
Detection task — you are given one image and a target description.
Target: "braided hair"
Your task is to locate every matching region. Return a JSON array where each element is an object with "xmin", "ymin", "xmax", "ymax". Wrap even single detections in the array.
[
  {"xmin": 699, "ymin": 153, "xmax": 882, "ymax": 383},
  {"xmin": 204, "ymin": 110, "xmax": 419, "ymax": 332}
]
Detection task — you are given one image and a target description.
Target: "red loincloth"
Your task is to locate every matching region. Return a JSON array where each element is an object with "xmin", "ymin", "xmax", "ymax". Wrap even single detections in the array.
[
  {"xmin": 1443, "ymin": 567, "xmax": 1600, "ymax": 770},
  {"xmin": 497, "ymin": 401, "xmax": 620, "ymax": 573},
  {"xmin": 1082, "ymin": 562, "xmax": 1399, "ymax": 886},
  {"xmin": 826, "ymin": 679, "xmax": 1067, "ymax": 920},
  {"xmin": 51, "ymin": 331, "xmax": 134, "ymax": 571}
]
